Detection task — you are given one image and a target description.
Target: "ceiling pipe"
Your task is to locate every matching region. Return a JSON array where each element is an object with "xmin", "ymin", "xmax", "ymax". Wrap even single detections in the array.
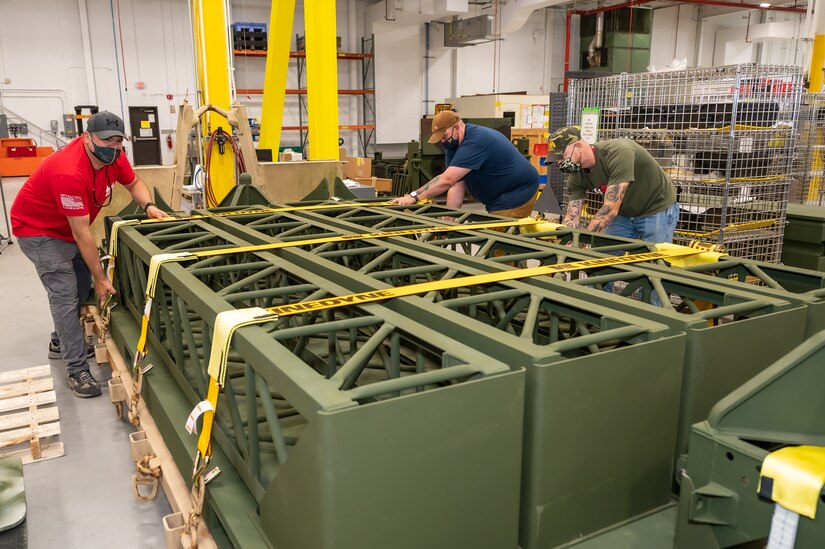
[
  {"xmin": 676, "ymin": 0, "xmax": 806, "ymax": 14},
  {"xmin": 563, "ymin": 0, "xmax": 808, "ymax": 90},
  {"xmin": 564, "ymin": 0, "xmax": 656, "ymax": 90}
]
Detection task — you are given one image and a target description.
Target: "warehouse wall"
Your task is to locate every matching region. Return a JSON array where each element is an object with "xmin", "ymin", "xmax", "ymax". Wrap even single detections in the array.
[
  {"xmin": 650, "ymin": 5, "xmax": 700, "ymax": 70},
  {"xmin": 0, "ymin": 0, "xmax": 811, "ymax": 165},
  {"xmin": 0, "ymin": 0, "xmax": 361, "ymax": 163},
  {"xmin": 368, "ymin": 4, "xmax": 566, "ymax": 151},
  {"xmin": 0, "ymin": 0, "xmax": 196, "ymax": 164}
]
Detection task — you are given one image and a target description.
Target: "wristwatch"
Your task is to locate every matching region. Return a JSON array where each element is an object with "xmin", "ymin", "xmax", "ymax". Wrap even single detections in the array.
[
  {"xmin": 143, "ymin": 201, "xmax": 156, "ymax": 212},
  {"xmin": 409, "ymin": 191, "xmax": 420, "ymax": 202}
]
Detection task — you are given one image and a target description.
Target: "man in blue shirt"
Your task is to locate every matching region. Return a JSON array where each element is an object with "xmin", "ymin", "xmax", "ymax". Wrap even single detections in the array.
[{"xmin": 392, "ymin": 111, "xmax": 539, "ymax": 217}]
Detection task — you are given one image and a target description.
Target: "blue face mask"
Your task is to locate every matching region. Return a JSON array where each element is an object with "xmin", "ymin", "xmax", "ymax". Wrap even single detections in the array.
[
  {"xmin": 441, "ymin": 137, "xmax": 459, "ymax": 151},
  {"xmin": 91, "ymin": 141, "xmax": 120, "ymax": 164}
]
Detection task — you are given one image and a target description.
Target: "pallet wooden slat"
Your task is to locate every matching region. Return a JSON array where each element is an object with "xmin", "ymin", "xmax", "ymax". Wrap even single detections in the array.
[
  {"xmin": 0, "ymin": 406, "xmax": 59, "ymax": 432},
  {"xmin": 0, "ymin": 378, "xmax": 54, "ymax": 400},
  {"xmin": 0, "ymin": 365, "xmax": 64, "ymax": 463},
  {"xmin": 0, "ymin": 390, "xmax": 56, "ymax": 414},
  {"xmin": 0, "ymin": 421, "xmax": 61, "ymax": 447},
  {"xmin": 3, "ymin": 442, "xmax": 64, "ymax": 465},
  {"xmin": 0, "ymin": 365, "xmax": 51, "ymax": 384}
]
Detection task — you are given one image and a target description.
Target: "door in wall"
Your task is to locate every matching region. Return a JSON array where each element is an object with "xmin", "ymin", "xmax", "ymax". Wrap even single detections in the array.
[{"xmin": 128, "ymin": 106, "xmax": 162, "ymax": 165}]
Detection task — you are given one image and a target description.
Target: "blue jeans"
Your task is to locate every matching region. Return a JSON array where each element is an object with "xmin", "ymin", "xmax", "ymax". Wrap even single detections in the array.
[
  {"xmin": 604, "ymin": 202, "xmax": 679, "ymax": 243},
  {"xmin": 18, "ymin": 236, "xmax": 92, "ymax": 375},
  {"xmin": 601, "ymin": 202, "xmax": 679, "ymax": 305}
]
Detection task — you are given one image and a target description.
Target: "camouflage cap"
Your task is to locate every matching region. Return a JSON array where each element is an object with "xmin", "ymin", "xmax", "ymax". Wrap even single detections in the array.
[{"xmin": 547, "ymin": 126, "xmax": 582, "ymax": 159}]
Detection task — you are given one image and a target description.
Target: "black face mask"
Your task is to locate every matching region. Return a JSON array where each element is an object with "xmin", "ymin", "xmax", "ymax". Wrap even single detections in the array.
[{"xmin": 557, "ymin": 158, "xmax": 582, "ymax": 173}]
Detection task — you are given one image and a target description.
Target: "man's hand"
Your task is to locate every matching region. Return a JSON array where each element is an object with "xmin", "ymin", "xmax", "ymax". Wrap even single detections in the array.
[
  {"xmin": 563, "ymin": 198, "xmax": 583, "ymax": 229},
  {"xmin": 94, "ymin": 276, "xmax": 117, "ymax": 307},
  {"xmin": 391, "ymin": 194, "xmax": 417, "ymax": 206},
  {"xmin": 145, "ymin": 204, "xmax": 170, "ymax": 220}
]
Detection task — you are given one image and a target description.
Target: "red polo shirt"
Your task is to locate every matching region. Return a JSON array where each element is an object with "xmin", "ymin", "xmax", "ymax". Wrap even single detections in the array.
[{"xmin": 11, "ymin": 137, "xmax": 135, "ymax": 242}]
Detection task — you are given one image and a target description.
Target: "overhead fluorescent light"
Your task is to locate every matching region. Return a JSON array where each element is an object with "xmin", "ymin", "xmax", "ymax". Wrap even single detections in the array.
[{"xmin": 759, "ymin": 2, "xmax": 771, "ymax": 7}]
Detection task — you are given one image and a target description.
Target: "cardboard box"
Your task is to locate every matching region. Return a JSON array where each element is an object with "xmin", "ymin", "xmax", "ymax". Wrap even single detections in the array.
[
  {"xmin": 343, "ymin": 156, "xmax": 372, "ymax": 179},
  {"xmin": 278, "ymin": 151, "xmax": 303, "ymax": 162},
  {"xmin": 339, "ymin": 146, "xmax": 347, "ymax": 160},
  {"xmin": 354, "ymin": 176, "xmax": 392, "ymax": 193}
]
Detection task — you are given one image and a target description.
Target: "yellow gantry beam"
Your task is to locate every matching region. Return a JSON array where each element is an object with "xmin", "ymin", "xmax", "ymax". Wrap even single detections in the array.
[
  {"xmin": 259, "ymin": 0, "xmax": 296, "ymax": 153},
  {"xmin": 304, "ymin": 0, "xmax": 341, "ymax": 160},
  {"xmin": 193, "ymin": 0, "xmax": 235, "ymax": 205}
]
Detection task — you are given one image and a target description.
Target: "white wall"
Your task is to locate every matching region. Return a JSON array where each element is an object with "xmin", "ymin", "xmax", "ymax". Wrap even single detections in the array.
[
  {"xmin": 0, "ymin": 0, "xmax": 196, "ymax": 164},
  {"xmin": 650, "ymin": 5, "xmax": 700, "ymax": 70},
  {"xmin": 0, "ymin": 0, "xmax": 812, "ymax": 162},
  {"xmin": 367, "ymin": 4, "xmax": 565, "ymax": 150},
  {"xmin": 0, "ymin": 0, "xmax": 362, "ymax": 163}
]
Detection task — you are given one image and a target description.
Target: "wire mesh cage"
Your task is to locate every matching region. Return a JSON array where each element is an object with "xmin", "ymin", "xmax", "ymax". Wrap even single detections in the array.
[
  {"xmin": 790, "ymin": 92, "xmax": 825, "ymax": 206},
  {"xmin": 567, "ymin": 64, "xmax": 803, "ymax": 262}
]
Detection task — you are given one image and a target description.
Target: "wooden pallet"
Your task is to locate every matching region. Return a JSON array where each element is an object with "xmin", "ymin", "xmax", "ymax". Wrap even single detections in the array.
[{"xmin": 0, "ymin": 365, "xmax": 64, "ymax": 464}]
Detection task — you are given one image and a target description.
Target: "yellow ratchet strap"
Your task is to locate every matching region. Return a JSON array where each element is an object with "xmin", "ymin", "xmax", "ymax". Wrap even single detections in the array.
[
  {"xmin": 105, "ymin": 219, "xmax": 141, "ymax": 282},
  {"xmin": 188, "ymin": 245, "xmax": 705, "ymax": 469},
  {"xmin": 134, "ymin": 218, "xmax": 537, "ymax": 362},
  {"xmin": 263, "ymin": 247, "xmax": 704, "ymax": 317},
  {"xmin": 518, "ymin": 217, "xmax": 567, "ymax": 234},
  {"xmin": 195, "ymin": 308, "xmax": 277, "ymax": 463},
  {"xmin": 134, "ymin": 252, "xmax": 198, "ymax": 370},
  {"xmin": 759, "ymin": 445, "xmax": 825, "ymax": 519},
  {"xmin": 190, "ymin": 217, "xmax": 538, "ymax": 259},
  {"xmin": 654, "ymin": 242, "xmax": 726, "ymax": 268},
  {"xmin": 112, "ymin": 201, "xmax": 407, "ymax": 231}
]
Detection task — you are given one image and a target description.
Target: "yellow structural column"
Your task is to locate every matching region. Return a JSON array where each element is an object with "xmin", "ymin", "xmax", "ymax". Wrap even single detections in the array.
[
  {"xmin": 809, "ymin": 34, "xmax": 825, "ymax": 92},
  {"xmin": 304, "ymin": 0, "xmax": 341, "ymax": 160},
  {"xmin": 193, "ymin": 0, "xmax": 235, "ymax": 205},
  {"xmin": 259, "ymin": 0, "xmax": 296, "ymax": 154}
]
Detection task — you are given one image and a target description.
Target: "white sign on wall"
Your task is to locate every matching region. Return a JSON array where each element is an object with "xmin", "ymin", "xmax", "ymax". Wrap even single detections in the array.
[{"xmin": 580, "ymin": 108, "xmax": 600, "ymax": 143}]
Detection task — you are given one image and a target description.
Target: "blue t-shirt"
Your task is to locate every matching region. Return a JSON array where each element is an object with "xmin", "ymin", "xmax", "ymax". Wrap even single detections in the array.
[{"xmin": 445, "ymin": 124, "xmax": 539, "ymax": 212}]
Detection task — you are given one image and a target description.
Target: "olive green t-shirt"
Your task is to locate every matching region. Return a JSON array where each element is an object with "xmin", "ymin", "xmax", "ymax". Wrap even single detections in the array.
[{"xmin": 567, "ymin": 139, "xmax": 676, "ymax": 217}]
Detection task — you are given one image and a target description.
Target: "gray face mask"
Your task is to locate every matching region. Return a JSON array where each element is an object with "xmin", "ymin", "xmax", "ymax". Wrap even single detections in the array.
[
  {"xmin": 557, "ymin": 158, "xmax": 582, "ymax": 173},
  {"xmin": 91, "ymin": 142, "xmax": 120, "ymax": 164}
]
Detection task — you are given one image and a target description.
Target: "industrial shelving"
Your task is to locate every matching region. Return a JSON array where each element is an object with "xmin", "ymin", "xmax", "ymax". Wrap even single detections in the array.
[
  {"xmin": 567, "ymin": 64, "xmax": 803, "ymax": 262},
  {"xmin": 233, "ymin": 34, "xmax": 375, "ymax": 156}
]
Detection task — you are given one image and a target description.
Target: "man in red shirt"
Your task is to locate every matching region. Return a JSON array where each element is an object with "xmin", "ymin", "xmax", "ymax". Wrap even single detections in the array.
[{"xmin": 11, "ymin": 111, "xmax": 168, "ymax": 398}]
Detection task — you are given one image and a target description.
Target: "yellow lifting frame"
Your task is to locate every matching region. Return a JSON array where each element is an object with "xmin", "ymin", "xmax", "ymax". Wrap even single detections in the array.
[
  {"xmin": 259, "ymin": 0, "xmax": 296, "ymax": 153},
  {"xmin": 304, "ymin": 0, "xmax": 341, "ymax": 160},
  {"xmin": 192, "ymin": 0, "xmax": 235, "ymax": 205}
]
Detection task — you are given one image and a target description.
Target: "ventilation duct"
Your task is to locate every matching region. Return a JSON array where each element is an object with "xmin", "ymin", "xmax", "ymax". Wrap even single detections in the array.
[{"xmin": 442, "ymin": 15, "xmax": 494, "ymax": 47}]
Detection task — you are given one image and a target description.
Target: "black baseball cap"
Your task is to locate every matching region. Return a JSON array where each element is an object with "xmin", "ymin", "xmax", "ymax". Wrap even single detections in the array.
[{"xmin": 87, "ymin": 111, "xmax": 126, "ymax": 139}]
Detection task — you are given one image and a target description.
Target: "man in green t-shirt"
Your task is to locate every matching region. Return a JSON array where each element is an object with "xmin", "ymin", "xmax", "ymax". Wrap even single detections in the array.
[{"xmin": 547, "ymin": 126, "xmax": 679, "ymax": 243}]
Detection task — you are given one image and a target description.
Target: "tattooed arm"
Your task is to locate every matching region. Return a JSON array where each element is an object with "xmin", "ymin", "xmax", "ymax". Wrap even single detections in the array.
[
  {"xmin": 563, "ymin": 198, "xmax": 583, "ymax": 228},
  {"xmin": 587, "ymin": 182, "xmax": 629, "ymax": 232}
]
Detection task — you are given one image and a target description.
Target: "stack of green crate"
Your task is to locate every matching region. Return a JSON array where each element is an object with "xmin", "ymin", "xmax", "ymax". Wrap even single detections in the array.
[{"xmin": 782, "ymin": 204, "xmax": 825, "ymax": 271}]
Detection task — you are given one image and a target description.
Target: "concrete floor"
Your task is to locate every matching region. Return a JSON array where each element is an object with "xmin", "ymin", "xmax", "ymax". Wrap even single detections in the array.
[{"xmin": 0, "ymin": 176, "xmax": 171, "ymax": 548}]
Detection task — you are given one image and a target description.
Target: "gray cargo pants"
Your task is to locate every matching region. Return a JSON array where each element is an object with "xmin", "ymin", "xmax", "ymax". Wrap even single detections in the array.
[{"xmin": 18, "ymin": 236, "xmax": 92, "ymax": 375}]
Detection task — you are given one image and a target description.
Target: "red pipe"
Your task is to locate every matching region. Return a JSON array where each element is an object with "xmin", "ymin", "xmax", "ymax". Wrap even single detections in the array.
[
  {"xmin": 563, "ymin": 10, "xmax": 572, "ymax": 91},
  {"xmin": 562, "ymin": 0, "xmax": 808, "ymax": 91}
]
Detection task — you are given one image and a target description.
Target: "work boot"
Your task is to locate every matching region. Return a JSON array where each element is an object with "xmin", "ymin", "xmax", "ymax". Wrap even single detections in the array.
[
  {"xmin": 48, "ymin": 340, "xmax": 94, "ymax": 360},
  {"xmin": 68, "ymin": 370, "xmax": 102, "ymax": 398}
]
